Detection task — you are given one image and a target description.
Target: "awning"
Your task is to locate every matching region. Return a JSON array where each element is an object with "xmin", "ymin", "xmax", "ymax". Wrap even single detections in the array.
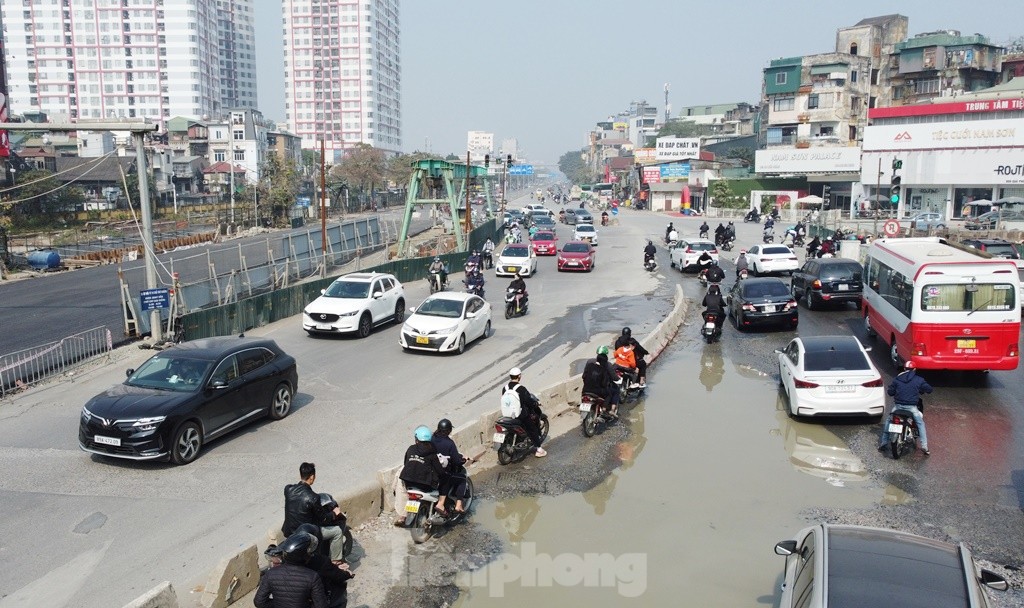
[{"xmin": 810, "ymin": 63, "xmax": 848, "ymax": 75}]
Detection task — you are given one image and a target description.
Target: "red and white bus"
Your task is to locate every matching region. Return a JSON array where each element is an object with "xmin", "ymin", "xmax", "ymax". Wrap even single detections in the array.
[{"xmin": 862, "ymin": 238, "xmax": 1020, "ymax": 371}]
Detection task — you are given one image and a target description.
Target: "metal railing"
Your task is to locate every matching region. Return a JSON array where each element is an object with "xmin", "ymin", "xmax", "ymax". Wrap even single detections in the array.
[{"xmin": 0, "ymin": 326, "xmax": 113, "ymax": 399}]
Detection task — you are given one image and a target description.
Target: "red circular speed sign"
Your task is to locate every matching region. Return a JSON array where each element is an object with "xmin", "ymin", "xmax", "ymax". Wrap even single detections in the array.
[{"xmin": 883, "ymin": 220, "xmax": 901, "ymax": 237}]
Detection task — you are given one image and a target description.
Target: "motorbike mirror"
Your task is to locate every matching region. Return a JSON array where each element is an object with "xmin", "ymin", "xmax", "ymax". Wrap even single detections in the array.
[
  {"xmin": 126, "ymin": 368, "xmax": 135, "ymax": 378},
  {"xmin": 774, "ymin": 540, "xmax": 798, "ymax": 556},
  {"xmin": 980, "ymin": 568, "xmax": 1009, "ymax": 591}
]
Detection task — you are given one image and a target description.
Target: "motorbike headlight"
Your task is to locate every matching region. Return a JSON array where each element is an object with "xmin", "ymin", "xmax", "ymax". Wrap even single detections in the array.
[{"xmin": 131, "ymin": 416, "xmax": 166, "ymax": 431}]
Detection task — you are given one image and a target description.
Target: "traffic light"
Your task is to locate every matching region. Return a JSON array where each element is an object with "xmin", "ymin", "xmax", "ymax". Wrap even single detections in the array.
[
  {"xmin": 484, "ymin": 154, "xmax": 490, "ymax": 167},
  {"xmin": 889, "ymin": 158, "xmax": 903, "ymax": 205},
  {"xmin": 507, "ymin": 154, "xmax": 513, "ymax": 167}
]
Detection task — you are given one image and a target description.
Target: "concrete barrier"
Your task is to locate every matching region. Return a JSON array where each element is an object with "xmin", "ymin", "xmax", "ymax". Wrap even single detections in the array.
[
  {"xmin": 201, "ymin": 543, "xmax": 259, "ymax": 608},
  {"xmin": 120, "ymin": 582, "xmax": 179, "ymax": 608},
  {"xmin": 337, "ymin": 479, "xmax": 384, "ymax": 527}
]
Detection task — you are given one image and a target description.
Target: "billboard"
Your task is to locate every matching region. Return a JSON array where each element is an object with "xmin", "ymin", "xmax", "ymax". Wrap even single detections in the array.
[
  {"xmin": 633, "ymin": 148, "xmax": 657, "ymax": 164},
  {"xmin": 655, "ymin": 137, "xmax": 701, "ymax": 161},
  {"xmin": 755, "ymin": 147, "xmax": 861, "ymax": 173},
  {"xmin": 660, "ymin": 163, "xmax": 690, "ymax": 178},
  {"xmin": 642, "ymin": 166, "xmax": 662, "ymax": 183},
  {"xmin": 861, "ymin": 148, "xmax": 1024, "ymax": 186},
  {"xmin": 863, "ymin": 118, "xmax": 1024, "ymax": 151}
]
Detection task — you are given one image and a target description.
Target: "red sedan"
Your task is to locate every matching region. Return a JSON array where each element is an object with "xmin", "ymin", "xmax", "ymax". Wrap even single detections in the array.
[
  {"xmin": 557, "ymin": 241, "xmax": 596, "ymax": 272},
  {"xmin": 531, "ymin": 231, "xmax": 558, "ymax": 256}
]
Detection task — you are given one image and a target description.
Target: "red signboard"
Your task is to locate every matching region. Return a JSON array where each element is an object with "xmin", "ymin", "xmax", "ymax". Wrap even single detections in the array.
[
  {"xmin": 868, "ymin": 98, "xmax": 1024, "ymax": 120},
  {"xmin": 642, "ymin": 166, "xmax": 661, "ymax": 183}
]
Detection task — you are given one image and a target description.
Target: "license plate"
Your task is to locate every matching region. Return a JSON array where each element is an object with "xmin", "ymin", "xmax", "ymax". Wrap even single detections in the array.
[
  {"xmin": 94, "ymin": 435, "xmax": 121, "ymax": 447},
  {"xmin": 826, "ymin": 385, "xmax": 856, "ymax": 393},
  {"xmin": 579, "ymin": 402, "xmax": 592, "ymax": 413},
  {"xmin": 415, "ymin": 336, "xmax": 429, "ymax": 344},
  {"xmin": 704, "ymin": 322, "xmax": 715, "ymax": 331},
  {"xmin": 492, "ymin": 432, "xmax": 506, "ymax": 443},
  {"xmin": 405, "ymin": 500, "xmax": 421, "ymax": 513},
  {"xmin": 316, "ymin": 324, "xmax": 331, "ymax": 330},
  {"xmin": 887, "ymin": 423, "xmax": 904, "ymax": 434},
  {"xmin": 957, "ymin": 339, "xmax": 976, "ymax": 348},
  {"xmin": 569, "ymin": 261, "xmax": 580, "ymax": 266},
  {"xmin": 764, "ymin": 305, "xmax": 777, "ymax": 313},
  {"xmin": 837, "ymin": 284, "xmax": 849, "ymax": 291}
]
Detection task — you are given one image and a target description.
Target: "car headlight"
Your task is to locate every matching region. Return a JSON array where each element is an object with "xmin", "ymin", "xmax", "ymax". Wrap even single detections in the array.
[
  {"xmin": 431, "ymin": 326, "xmax": 457, "ymax": 336},
  {"xmin": 131, "ymin": 416, "xmax": 166, "ymax": 432},
  {"xmin": 337, "ymin": 311, "xmax": 358, "ymax": 317},
  {"xmin": 81, "ymin": 407, "xmax": 93, "ymax": 422}
]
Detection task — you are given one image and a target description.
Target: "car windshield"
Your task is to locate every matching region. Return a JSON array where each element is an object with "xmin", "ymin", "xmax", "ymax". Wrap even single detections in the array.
[
  {"xmin": 820, "ymin": 263, "xmax": 862, "ymax": 281},
  {"xmin": 127, "ymin": 355, "xmax": 212, "ymax": 392},
  {"xmin": 534, "ymin": 232, "xmax": 555, "ymax": 241},
  {"xmin": 983, "ymin": 244, "xmax": 1018, "ymax": 258},
  {"xmin": 576, "ymin": 225, "xmax": 595, "ymax": 233},
  {"xmin": 763, "ymin": 246, "xmax": 792, "ymax": 255},
  {"xmin": 743, "ymin": 282, "xmax": 790, "ymax": 298},
  {"xmin": 535, "ymin": 218, "xmax": 555, "ymax": 225},
  {"xmin": 920, "ymin": 283, "xmax": 1016, "ymax": 312},
  {"xmin": 690, "ymin": 242, "xmax": 716, "ymax": 251},
  {"xmin": 563, "ymin": 243, "xmax": 590, "ymax": 253},
  {"xmin": 804, "ymin": 345, "xmax": 870, "ymax": 371},
  {"xmin": 414, "ymin": 298, "xmax": 464, "ymax": 318},
  {"xmin": 504, "ymin": 246, "xmax": 529, "ymax": 257},
  {"xmin": 324, "ymin": 280, "xmax": 371, "ymax": 298}
]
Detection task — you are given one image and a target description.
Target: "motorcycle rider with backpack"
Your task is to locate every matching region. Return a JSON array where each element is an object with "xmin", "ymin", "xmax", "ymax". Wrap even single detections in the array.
[
  {"xmin": 399, "ymin": 426, "xmax": 449, "ymax": 512},
  {"xmin": 582, "ymin": 345, "xmax": 620, "ymax": 419},
  {"xmin": 502, "ymin": 368, "xmax": 547, "ymax": 457},
  {"xmin": 878, "ymin": 362, "xmax": 933, "ymax": 455},
  {"xmin": 705, "ymin": 260, "xmax": 726, "ymax": 286}
]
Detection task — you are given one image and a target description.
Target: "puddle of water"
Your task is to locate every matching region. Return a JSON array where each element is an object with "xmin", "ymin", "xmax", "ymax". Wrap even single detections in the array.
[{"xmin": 454, "ymin": 344, "xmax": 883, "ymax": 606}]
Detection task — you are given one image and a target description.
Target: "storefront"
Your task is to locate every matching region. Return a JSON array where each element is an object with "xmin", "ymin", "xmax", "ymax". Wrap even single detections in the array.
[
  {"xmin": 861, "ymin": 98, "xmax": 1024, "ymax": 220},
  {"xmin": 755, "ymin": 147, "xmax": 862, "ymax": 212}
]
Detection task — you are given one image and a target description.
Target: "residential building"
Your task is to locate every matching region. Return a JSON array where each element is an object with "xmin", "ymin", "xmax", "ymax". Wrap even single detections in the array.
[
  {"xmin": 217, "ymin": 0, "xmax": 258, "ymax": 110},
  {"xmin": 674, "ymin": 102, "xmax": 759, "ymax": 141},
  {"xmin": 282, "ymin": 0, "xmax": 401, "ymax": 159},
  {"xmin": 206, "ymin": 108, "xmax": 269, "ymax": 190},
  {"xmin": 999, "ymin": 51, "xmax": 1024, "ymax": 82},
  {"xmin": 267, "ymin": 129, "xmax": 304, "ymax": 168},
  {"xmin": 467, "ymin": 131, "xmax": 493, "ymax": 162},
  {"xmin": 888, "ymin": 31, "xmax": 1003, "ymax": 105},
  {"xmin": 0, "ymin": 0, "xmax": 256, "ymax": 123}
]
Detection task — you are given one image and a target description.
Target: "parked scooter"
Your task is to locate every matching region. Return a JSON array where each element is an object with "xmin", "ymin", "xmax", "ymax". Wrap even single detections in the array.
[
  {"xmin": 505, "ymin": 287, "xmax": 528, "ymax": 319},
  {"xmin": 402, "ymin": 465, "xmax": 474, "ymax": 543},
  {"xmin": 580, "ymin": 390, "xmax": 617, "ymax": 437},
  {"xmin": 493, "ymin": 413, "xmax": 550, "ymax": 465},
  {"xmin": 701, "ymin": 311, "xmax": 723, "ymax": 344}
]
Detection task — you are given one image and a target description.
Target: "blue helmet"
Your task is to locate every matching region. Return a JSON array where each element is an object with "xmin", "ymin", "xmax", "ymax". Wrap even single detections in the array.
[{"xmin": 414, "ymin": 425, "xmax": 433, "ymax": 442}]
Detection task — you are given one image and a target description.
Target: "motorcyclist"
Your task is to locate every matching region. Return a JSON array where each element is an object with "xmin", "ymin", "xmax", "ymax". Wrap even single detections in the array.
[
  {"xmin": 701, "ymin": 284, "xmax": 727, "ymax": 332},
  {"xmin": 705, "ymin": 260, "xmax": 726, "ymax": 285},
  {"xmin": 714, "ymin": 223, "xmax": 726, "ymax": 245},
  {"xmin": 481, "ymin": 239, "xmax": 495, "ymax": 268},
  {"xmin": 667, "ymin": 227, "xmax": 679, "ymax": 243},
  {"xmin": 254, "ymin": 529, "xmax": 329, "ymax": 608},
  {"xmin": 699, "ymin": 220, "xmax": 710, "ymax": 239},
  {"xmin": 614, "ymin": 327, "xmax": 649, "ymax": 388},
  {"xmin": 613, "ymin": 341, "xmax": 640, "ymax": 388},
  {"xmin": 878, "ymin": 361, "xmax": 933, "ymax": 455},
  {"xmin": 696, "ymin": 250, "xmax": 714, "ymax": 278},
  {"xmin": 508, "ymin": 272, "xmax": 528, "ymax": 311},
  {"xmin": 764, "ymin": 216, "xmax": 776, "ymax": 231},
  {"xmin": 582, "ymin": 345, "xmax": 620, "ymax": 419},
  {"xmin": 465, "ymin": 267, "xmax": 485, "ymax": 296},
  {"xmin": 806, "ymin": 236, "xmax": 821, "ymax": 257},
  {"xmin": 502, "ymin": 367, "xmax": 547, "ymax": 457},
  {"xmin": 528, "ymin": 224, "xmax": 538, "ymax": 239},
  {"xmin": 665, "ymin": 222, "xmax": 675, "ymax": 243},
  {"xmin": 601, "ymin": 210, "xmax": 609, "ymax": 226},
  {"xmin": 428, "ymin": 256, "xmax": 447, "ymax": 288},
  {"xmin": 725, "ymin": 221, "xmax": 736, "ymax": 242},
  {"xmin": 399, "ymin": 426, "xmax": 449, "ymax": 512},
  {"xmin": 643, "ymin": 240, "xmax": 657, "ymax": 265},
  {"xmin": 282, "ymin": 462, "xmax": 346, "ymax": 562},
  {"xmin": 467, "ymin": 249, "xmax": 482, "ymax": 268},
  {"xmin": 735, "ymin": 250, "xmax": 750, "ymax": 278},
  {"xmin": 512, "ymin": 225, "xmax": 522, "ymax": 243},
  {"xmin": 433, "ymin": 418, "xmax": 474, "ymax": 515},
  {"xmin": 291, "ymin": 523, "xmax": 354, "ymax": 608}
]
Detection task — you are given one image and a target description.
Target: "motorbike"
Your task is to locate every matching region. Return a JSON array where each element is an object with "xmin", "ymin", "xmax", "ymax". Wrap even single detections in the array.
[
  {"xmin": 465, "ymin": 281, "xmax": 485, "ymax": 298},
  {"xmin": 481, "ymin": 251, "xmax": 493, "ymax": 270},
  {"xmin": 402, "ymin": 465, "xmax": 474, "ymax": 543},
  {"xmin": 494, "ymin": 413, "xmax": 550, "ymax": 465},
  {"xmin": 886, "ymin": 400, "xmax": 923, "ymax": 460},
  {"xmin": 428, "ymin": 270, "xmax": 447, "ymax": 294},
  {"xmin": 505, "ymin": 287, "xmax": 528, "ymax": 319},
  {"xmin": 615, "ymin": 367, "xmax": 644, "ymax": 403},
  {"xmin": 701, "ymin": 310, "xmax": 722, "ymax": 344},
  {"xmin": 580, "ymin": 391, "xmax": 616, "ymax": 437},
  {"xmin": 698, "ymin": 268, "xmax": 709, "ymax": 287},
  {"xmin": 744, "ymin": 210, "xmax": 761, "ymax": 223},
  {"xmin": 699, "ymin": 228, "xmax": 709, "ymax": 239},
  {"xmin": 763, "ymin": 228, "xmax": 775, "ymax": 244},
  {"xmin": 720, "ymin": 237, "xmax": 735, "ymax": 252},
  {"xmin": 737, "ymin": 268, "xmax": 749, "ymax": 281},
  {"xmin": 643, "ymin": 254, "xmax": 657, "ymax": 272}
]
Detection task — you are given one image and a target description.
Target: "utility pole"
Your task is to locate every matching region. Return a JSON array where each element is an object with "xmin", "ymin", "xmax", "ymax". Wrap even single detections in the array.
[
  {"xmin": 229, "ymin": 147, "xmax": 235, "ymax": 225},
  {"xmin": 134, "ymin": 131, "xmax": 161, "ymax": 341},
  {"xmin": 320, "ymin": 140, "xmax": 327, "ymax": 277},
  {"xmin": 874, "ymin": 157, "xmax": 882, "ymax": 239},
  {"xmin": 464, "ymin": 151, "xmax": 472, "ymax": 241}
]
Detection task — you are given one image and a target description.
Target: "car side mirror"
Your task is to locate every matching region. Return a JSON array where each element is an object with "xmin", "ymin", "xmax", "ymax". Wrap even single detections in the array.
[
  {"xmin": 774, "ymin": 540, "xmax": 798, "ymax": 556},
  {"xmin": 408, "ymin": 307, "xmax": 416, "ymax": 313},
  {"xmin": 864, "ymin": 346, "xmax": 872, "ymax": 352},
  {"xmin": 126, "ymin": 368, "xmax": 135, "ymax": 378},
  {"xmin": 209, "ymin": 379, "xmax": 229, "ymax": 390},
  {"xmin": 372, "ymin": 291, "xmax": 383, "ymax": 299},
  {"xmin": 320, "ymin": 289, "xmax": 327, "ymax": 295},
  {"xmin": 466, "ymin": 311, "xmax": 477, "ymax": 318},
  {"xmin": 773, "ymin": 349, "xmax": 783, "ymax": 354}
]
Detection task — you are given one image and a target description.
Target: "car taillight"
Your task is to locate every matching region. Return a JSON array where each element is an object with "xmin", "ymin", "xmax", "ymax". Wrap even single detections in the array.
[
  {"xmin": 794, "ymin": 378, "xmax": 819, "ymax": 389},
  {"xmin": 862, "ymin": 378, "xmax": 884, "ymax": 388},
  {"xmin": 1009, "ymin": 344, "xmax": 1019, "ymax": 357},
  {"xmin": 913, "ymin": 342, "xmax": 926, "ymax": 356},
  {"xmin": 783, "ymin": 300, "xmax": 798, "ymax": 310},
  {"xmin": 812, "ymin": 280, "xmax": 822, "ymax": 289},
  {"xmin": 742, "ymin": 303, "xmax": 756, "ymax": 311},
  {"xmin": 686, "ymin": 248, "xmax": 693, "ymax": 253}
]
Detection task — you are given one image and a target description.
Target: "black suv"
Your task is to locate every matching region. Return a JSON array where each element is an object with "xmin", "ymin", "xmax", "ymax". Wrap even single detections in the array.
[
  {"xmin": 790, "ymin": 258, "xmax": 863, "ymax": 310},
  {"xmin": 961, "ymin": 238, "xmax": 1021, "ymax": 260}
]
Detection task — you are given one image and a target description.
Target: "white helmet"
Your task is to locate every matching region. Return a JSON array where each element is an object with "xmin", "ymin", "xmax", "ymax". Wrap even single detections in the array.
[{"xmin": 509, "ymin": 367, "xmax": 522, "ymax": 377}]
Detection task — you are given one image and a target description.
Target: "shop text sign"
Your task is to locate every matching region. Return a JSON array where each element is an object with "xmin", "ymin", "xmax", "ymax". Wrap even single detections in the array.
[
  {"xmin": 633, "ymin": 148, "xmax": 657, "ymax": 164},
  {"xmin": 863, "ymin": 118, "xmax": 1024, "ymax": 150},
  {"xmin": 869, "ymin": 97, "xmax": 1024, "ymax": 119},
  {"xmin": 655, "ymin": 137, "xmax": 700, "ymax": 161},
  {"xmin": 861, "ymin": 149, "xmax": 1024, "ymax": 186},
  {"xmin": 642, "ymin": 166, "xmax": 662, "ymax": 183},
  {"xmin": 755, "ymin": 147, "xmax": 861, "ymax": 173}
]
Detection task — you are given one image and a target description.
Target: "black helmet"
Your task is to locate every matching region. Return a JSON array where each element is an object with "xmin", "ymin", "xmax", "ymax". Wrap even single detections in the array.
[
  {"xmin": 294, "ymin": 522, "xmax": 323, "ymax": 545},
  {"xmin": 279, "ymin": 530, "xmax": 317, "ymax": 564},
  {"xmin": 437, "ymin": 418, "xmax": 453, "ymax": 434},
  {"xmin": 622, "ymin": 327, "xmax": 632, "ymax": 338},
  {"xmin": 318, "ymin": 492, "xmax": 338, "ymax": 512}
]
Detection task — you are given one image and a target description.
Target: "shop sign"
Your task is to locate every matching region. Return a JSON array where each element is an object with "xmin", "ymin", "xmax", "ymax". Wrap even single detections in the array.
[
  {"xmin": 755, "ymin": 147, "xmax": 861, "ymax": 173},
  {"xmin": 642, "ymin": 166, "xmax": 662, "ymax": 183},
  {"xmin": 655, "ymin": 137, "xmax": 701, "ymax": 160},
  {"xmin": 863, "ymin": 118, "xmax": 1024, "ymax": 151},
  {"xmin": 861, "ymin": 149, "xmax": 1024, "ymax": 185}
]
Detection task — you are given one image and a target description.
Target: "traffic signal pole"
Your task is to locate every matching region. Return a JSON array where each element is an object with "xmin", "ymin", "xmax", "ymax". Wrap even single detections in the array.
[{"xmin": 874, "ymin": 157, "xmax": 881, "ymax": 239}]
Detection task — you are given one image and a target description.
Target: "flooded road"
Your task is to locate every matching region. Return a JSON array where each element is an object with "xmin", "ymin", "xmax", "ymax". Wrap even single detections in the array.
[{"xmin": 451, "ymin": 339, "xmax": 884, "ymax": 606}]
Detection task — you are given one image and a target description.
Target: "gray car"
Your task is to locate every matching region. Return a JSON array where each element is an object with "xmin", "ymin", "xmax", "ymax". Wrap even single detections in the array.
[
  {"xmin": 909, "ymin": 211, "xmax": 946, "ymax": 230},
  {"xmin": 775, "ymin": 524, "xmax": 1007, "ymax": 608}
]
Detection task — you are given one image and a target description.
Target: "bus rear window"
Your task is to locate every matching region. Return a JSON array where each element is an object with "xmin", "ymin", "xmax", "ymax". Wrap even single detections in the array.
[{"xmin": 920, "ymin": 284, "xmax": 1016, "ymax": 311}]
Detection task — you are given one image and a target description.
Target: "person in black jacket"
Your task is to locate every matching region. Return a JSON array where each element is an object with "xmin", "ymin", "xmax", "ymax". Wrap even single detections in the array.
[
  {"xmin": 702, "ymin": 285, "xmax": 727, "ymax": 330},
  {"xmin": 400, "ymin": 426, "xmax": 449, "ymax": 511},
  {"xmin": 293, "ymin": 524, "xmax": 354, "ymax": 608},
  {"xmin": 582, "ymin": 345, "xmax": 620, "ymax": 417},
  {"xmin": 255, "ymin": 530, "xmax": 328, "ymax": 608},
  {"xmin": 282, "ymin": 463, "xmax": 345, "ymax": 561},
  {"xmin": 614, "ymin": 327, "xmax": 650, "ymax": 388},
  {"xmin": 432, "ymin": 419, "xmax": 475, "ymax": 515}
]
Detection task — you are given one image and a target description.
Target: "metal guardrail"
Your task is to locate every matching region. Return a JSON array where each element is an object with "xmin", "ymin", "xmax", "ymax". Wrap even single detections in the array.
[{"xmin": 0, "ymin": 326, "xmax": 113, "ymax": 399}]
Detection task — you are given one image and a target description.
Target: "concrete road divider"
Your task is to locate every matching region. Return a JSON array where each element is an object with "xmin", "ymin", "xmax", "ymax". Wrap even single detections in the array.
[
  {"xmin": 200, "ymin": 543, "xmax": 259, "ymax": 608},
  {"xmin": 120, "ymin": 581, "xmax": 179, "ymax": 608},
  {"xmin": 337, "ymin": 479, "xmax": 384, "ymax": 527}
]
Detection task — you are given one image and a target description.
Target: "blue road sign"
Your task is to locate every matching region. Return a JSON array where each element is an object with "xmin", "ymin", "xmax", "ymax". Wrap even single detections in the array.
[
  {"xmin": 509, "ymin": 165, "xmax": 534, "ymax": 176},
  {"xmin": 140, "ymin": 288, "xmax": 171, "ymax": 311},
  {"xmin": 611, "ymin": 207, "xmax": 619, "ymax": 216}
]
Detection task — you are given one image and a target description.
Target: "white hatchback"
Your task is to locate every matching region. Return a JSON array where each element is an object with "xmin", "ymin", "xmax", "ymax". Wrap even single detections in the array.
[
  {"xmin": 495, "ymin": 243, "xmax": 538, "ymax": 277},
  {"xmin": 400, "ymin": 292, "xmax": 491, "ymax": 355},
  {"xmin": 748, "ymin": 244, "xmax": 799, "ymax": 275},
  {"xmin": 776, "ymin": 335, "xmax": 884, "ymax": 417},
  {"xmin": 573, "ymin": 223, "xmax": 599, "ymax": 245}
]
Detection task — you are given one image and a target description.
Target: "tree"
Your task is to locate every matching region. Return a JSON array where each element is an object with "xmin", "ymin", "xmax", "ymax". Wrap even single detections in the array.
[
  {"xmin": 656, "ymin": 120, "xmax": 711, "ymax": 139},
  {"xmin": 330, "ymin": 144, "xmax": 386, "ymax": 194},
  {"xmin": 724, "ymin": 147, "xmax": 754, "ymax": 167},
  {"xmin": 259, "ymin": 154, "xmax": 302, "ymax": 227},
  {"xmin": 709, "ymin": 180, "xmax": 733, "ymax": 208},
  {"xmin": 558, "ymin": 149, "xmax": 594, "ymax": 185},
  {"xmin": 7, "ymin": 169, "xmax": 85, "ymax": 228}
]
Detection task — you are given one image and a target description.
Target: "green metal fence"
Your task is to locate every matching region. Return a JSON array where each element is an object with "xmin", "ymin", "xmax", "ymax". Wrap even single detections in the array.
[{"xmin": 179, "ymin": 220, "xmax": 502, "ymax": 340}]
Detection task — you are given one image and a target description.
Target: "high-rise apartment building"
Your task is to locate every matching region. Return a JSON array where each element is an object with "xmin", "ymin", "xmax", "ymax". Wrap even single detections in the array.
[
  {"xmin": 282, "ymin": 0, "xmax": 401, "ymax": 159},
  {"xmin": 0, "ymin": 0, "xmax": 257, "ymax": 123}
]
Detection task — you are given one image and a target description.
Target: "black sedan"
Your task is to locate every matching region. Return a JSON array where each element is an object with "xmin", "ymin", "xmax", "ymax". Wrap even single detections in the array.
[
  {"xmin": 79, "ymin": 336, "xmax": 298, "ymax": 465},
  {"xmin": 727, "ymin": 277, "xmax": 799, "ymax": 331}
]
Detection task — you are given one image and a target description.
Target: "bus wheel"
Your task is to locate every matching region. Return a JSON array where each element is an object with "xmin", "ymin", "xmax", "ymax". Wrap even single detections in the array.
[
  {"xmin": 864, "ymin": 313, "xmax": 876, "ymax": 339},
  {"xmin": 890, "ymin": 340, "xmax": 903, "ymax": 369}
]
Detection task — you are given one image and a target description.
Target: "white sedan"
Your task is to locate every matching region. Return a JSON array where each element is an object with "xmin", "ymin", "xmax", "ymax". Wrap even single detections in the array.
[
  {"xmin": 495, "ymin": 243, "xmax": 538, "ymax": 277},
  {"xmin": 776, "ymin": 335, "xmax": 884, "ymax": 417},
  {"xmin": 748, "ymin": 244, "xmax": 799, "ymax": 276},
  {"xmin": 573, "ymin": 223, "xmax": 599, "ymax": 245},
  {"xmin": 400, "ymin": 292, "xmax": 491, "ymax": 355}
]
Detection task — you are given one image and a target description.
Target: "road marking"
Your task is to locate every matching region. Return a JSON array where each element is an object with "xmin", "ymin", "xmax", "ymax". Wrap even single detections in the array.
[{"xmin": 0, "ymin": 540, "xmax": 112, "ymax": 608}]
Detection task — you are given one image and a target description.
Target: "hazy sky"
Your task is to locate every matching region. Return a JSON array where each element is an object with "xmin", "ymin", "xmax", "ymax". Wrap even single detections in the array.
[{"xmin": 255, "ymin": 1, "xmax": 1023, "ymax": 164}]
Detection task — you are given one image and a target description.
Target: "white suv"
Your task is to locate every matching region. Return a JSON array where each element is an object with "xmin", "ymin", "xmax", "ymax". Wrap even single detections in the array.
[{"xmin": 303, "ymin": 272, "xmax": 406, "ymax": 338}]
